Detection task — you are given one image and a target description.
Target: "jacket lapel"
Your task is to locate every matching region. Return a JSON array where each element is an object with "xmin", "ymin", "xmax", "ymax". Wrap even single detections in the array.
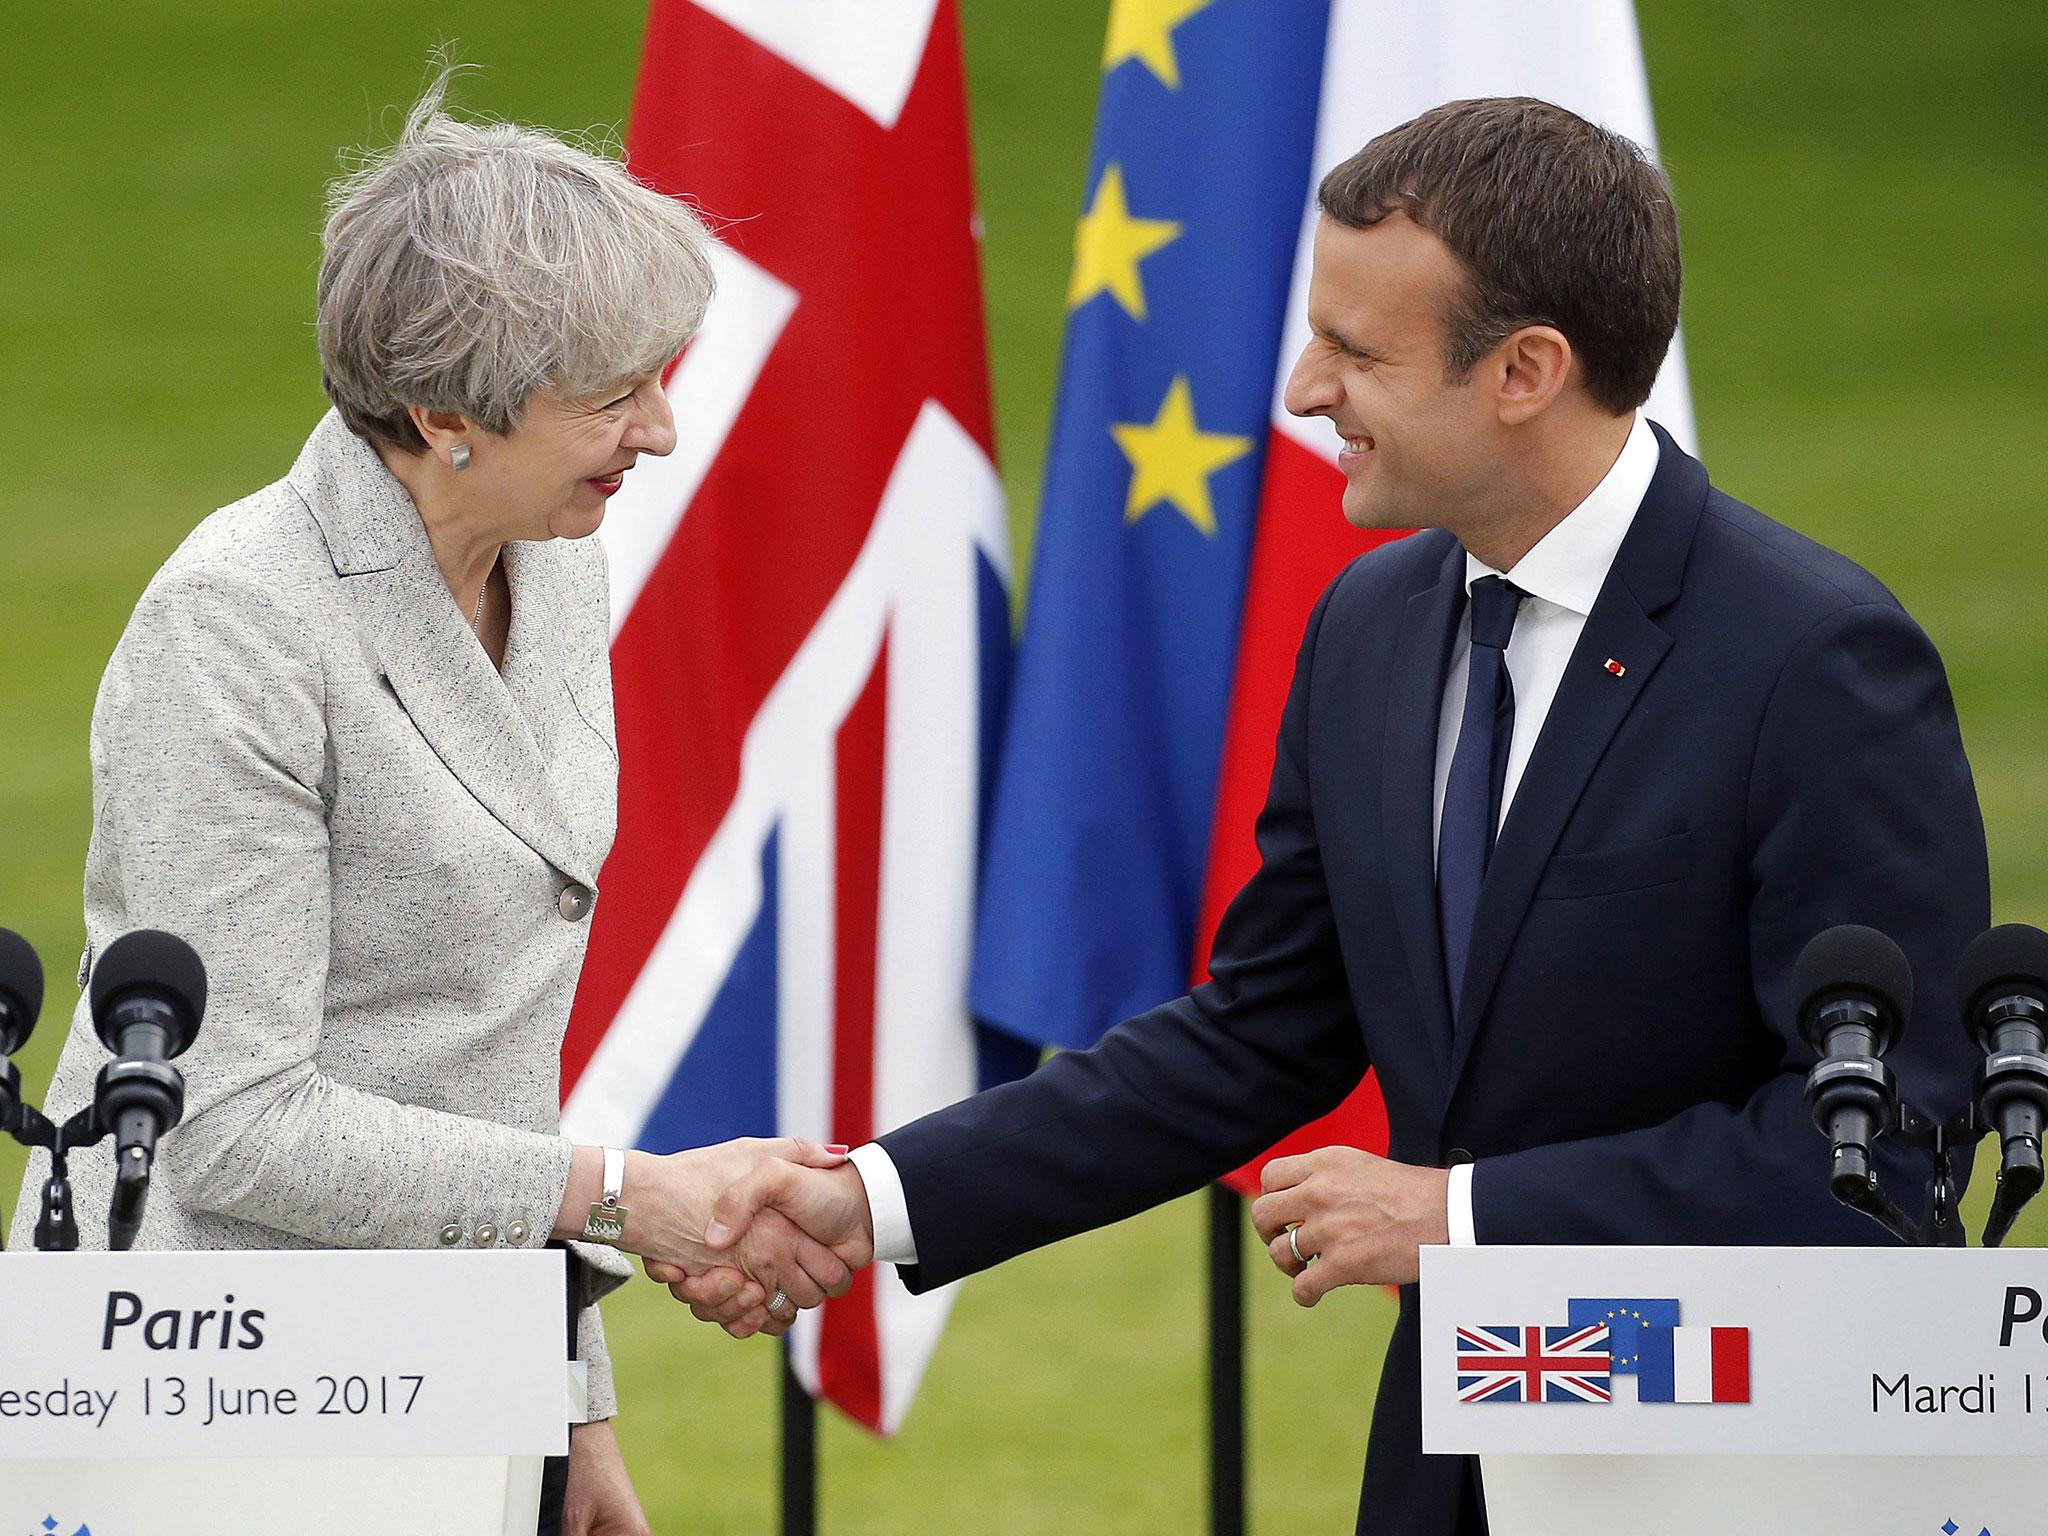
[
  {"xmin": 1380, "ymin": 534, "xmax": 1466, "ymax": 1085},
  {"xmin": 498, "ymin": 540, "xmax": 572, "ymax": 764},
  {"xmin": 1445, "ymin": 425, "xmax": 1709, "ymax": 1091},
  {"xmin": 288, "ymin": 413, "xmax": 599, "ymax": 887}
]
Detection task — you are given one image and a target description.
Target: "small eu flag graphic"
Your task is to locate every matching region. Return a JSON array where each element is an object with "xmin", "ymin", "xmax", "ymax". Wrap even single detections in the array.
[{"xmin": 1566, "ymin": 1298, "xmax": 1681, "ymax": 1373}]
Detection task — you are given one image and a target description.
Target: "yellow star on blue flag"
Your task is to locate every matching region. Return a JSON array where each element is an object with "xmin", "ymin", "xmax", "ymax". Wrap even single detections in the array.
[
  {"xmin": 1069, "ymin": 164, "xmax": 1182, "ymax": 319},
  {"xmin": 1102, "ymin": 0, "xmax": 1216, "ymax": 89},
  {"xmin": 1111, "ymin": 376, "xmax": 1252, "ymax": 536}
]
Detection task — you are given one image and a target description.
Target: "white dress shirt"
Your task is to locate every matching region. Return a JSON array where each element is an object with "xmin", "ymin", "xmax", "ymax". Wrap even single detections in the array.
[{"xmin": 854, "ymin": 413, "xmax": 1662, "ymax": 1266}]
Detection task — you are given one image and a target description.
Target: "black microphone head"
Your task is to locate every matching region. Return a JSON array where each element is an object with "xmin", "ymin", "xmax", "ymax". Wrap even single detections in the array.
[
  {"xmin": 1959, "ymin": 924, "xmax": 2048, "ymax": 1042},
  {"xmin": 0, "ymin": 927, "xmax": 44, "ymax": 1054},
  {"xmin": 1794, "ymin": 924, "xmax": 1913, "ymax": 1054},
  {"xmin": 90, "ymin": 930, "xmax": 206, "ymax": 1057}
]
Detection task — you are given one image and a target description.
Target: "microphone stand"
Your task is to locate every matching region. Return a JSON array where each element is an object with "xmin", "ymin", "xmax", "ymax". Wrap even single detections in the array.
[
  {"xmin": 1975, "ymin": 1032, "xmax": 2048, "ymax": 1248},
  {"xmin": 1981, "ymin": 1154, "xmax": 2042, "ymax": 1250},
  {"xmin": 2, "ymin": 1091, "xmax": 120, "ymax": 1252},
  {"xmin": 4, "ymin": 1042, "xmax": 188, "ymax": 1251},
  {"xmin": 1876, "ymin": 1100, "xmax": 1971, "ymax": 1247},
  {"xmin": 1822, "ymin": 1098, "xmax": 2032, "ymax": 1249}
]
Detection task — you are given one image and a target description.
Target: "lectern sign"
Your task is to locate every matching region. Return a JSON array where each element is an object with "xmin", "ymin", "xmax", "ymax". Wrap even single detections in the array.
[
  {"xmin": 0, "ymin": 1249, "xmax": 569, "ymax": 1459},
  {"xmin": 1423, "ymin": 1246, "xmax": 2048, "ymax": 1457}
]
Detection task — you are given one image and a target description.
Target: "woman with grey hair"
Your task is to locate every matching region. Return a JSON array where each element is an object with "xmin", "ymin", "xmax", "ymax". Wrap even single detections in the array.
[{"xmin": 16, "ymin": 75, "xmax": 857, "ymax": 1533}]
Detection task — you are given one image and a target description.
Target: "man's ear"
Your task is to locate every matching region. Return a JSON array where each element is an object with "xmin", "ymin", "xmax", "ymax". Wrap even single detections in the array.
[{"xmin": 1489, "ymin": 325, "xmax": 1575, "ymax": 426}]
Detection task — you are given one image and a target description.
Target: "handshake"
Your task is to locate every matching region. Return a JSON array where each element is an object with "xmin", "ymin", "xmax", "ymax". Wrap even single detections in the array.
[
  {"xmin": 590, "ymin": 1138, "xmax": 876, "ymax": 1338},
  {"xmin": 584, "ymin": 1135, "xmax": 1457, "ymax": 1335}
]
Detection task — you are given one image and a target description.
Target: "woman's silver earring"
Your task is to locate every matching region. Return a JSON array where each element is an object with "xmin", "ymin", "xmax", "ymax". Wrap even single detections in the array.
[{"xmin": 450, "ymin": 443, "xmax": 472, "ymax": 472}]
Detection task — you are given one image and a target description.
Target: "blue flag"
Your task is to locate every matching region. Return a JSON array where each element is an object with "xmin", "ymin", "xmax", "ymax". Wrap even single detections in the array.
[
  {"xmin": 1566, "ymin": 1298, "xmax": 1681, "ymax": 1374},
  {"xmin": 970, "ymin": 0, "xmax": 1331, "ymax": 1050},
  {"xmin": 1634, "ymin": 1324, "xmax": 1682, "ymax": 1402}
]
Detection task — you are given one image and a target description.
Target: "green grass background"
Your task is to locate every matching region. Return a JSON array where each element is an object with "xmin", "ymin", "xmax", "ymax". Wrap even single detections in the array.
[{"xmin": 1, "ymin": 2, "xmax": 2042, "ymax": 1530}]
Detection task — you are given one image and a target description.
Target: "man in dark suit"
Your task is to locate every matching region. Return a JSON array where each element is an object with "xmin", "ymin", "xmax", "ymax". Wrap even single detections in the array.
[{"xmin": 669, "ymin": 98, "xmax": 1989, "ymax": 1536}]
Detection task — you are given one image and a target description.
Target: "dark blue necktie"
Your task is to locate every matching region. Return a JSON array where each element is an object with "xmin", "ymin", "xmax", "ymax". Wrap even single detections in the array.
[{"xmin": 1438, "ymin": 575, "xmax": 1524, "ymax": 1024}]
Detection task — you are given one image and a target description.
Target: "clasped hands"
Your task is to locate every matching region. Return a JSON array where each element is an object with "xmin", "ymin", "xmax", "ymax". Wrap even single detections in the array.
[
  {"xmin": 606, "ymin": 1140, "xmax": 875, "ymax": 1338},
  {"xmin": 631, "ymin": 1141, "xmax": 1450, "ymax": 1336}
]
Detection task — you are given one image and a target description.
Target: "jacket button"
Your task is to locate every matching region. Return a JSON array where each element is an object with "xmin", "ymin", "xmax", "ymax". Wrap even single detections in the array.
[
  {"xmin": 506, "ymin": 1221, "xmax": 530, "ymax": 1245},
  {"xmin": 558, "ymin": 884, "xmax": 594, "ymax": 922},
  {"xmin": 439, "ymin": 1224, "xmax": 463, "ymax": 1246},
  {"xmin": 1445, "ymin": 1147, "xmax": 1475, "ymax": 1166},
  {"xmin": 474, "ymin": 1224, "xmax": 499, "ymax": 1247}
]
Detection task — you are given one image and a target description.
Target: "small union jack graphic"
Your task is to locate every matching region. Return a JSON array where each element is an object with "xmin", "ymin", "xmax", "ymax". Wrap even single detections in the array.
[{"xmin": 1456, "ymin": 1323, "xmax": 1612, "ymax": 1403}]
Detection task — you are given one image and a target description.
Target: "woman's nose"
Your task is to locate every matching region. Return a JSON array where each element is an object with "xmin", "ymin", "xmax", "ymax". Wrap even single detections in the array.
[{"xmin": 628, "ymin": 386, "xmax": 678, "ymax": 457}]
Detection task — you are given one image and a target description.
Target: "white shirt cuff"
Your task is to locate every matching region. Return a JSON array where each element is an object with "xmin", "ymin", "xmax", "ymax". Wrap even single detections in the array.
[
  {"xmin": 846, "ymin": 1142, "xmax": 919, "ymax": 1266},
  {"xmin": 1448, "ymin": 1161, "xmax": 1478, "ymax": 1246}
]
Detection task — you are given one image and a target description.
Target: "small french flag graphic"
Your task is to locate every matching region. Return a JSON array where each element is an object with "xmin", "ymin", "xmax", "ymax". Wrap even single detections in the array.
[{"xmin": 1639, "ymin": 1325, "xmax": 1750, "ymax": 1403}]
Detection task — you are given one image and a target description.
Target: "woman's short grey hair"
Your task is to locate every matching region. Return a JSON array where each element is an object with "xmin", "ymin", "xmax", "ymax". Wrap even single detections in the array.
[{"xmin": 318, "ymin": 68, "xmax": 716, "ymax": 453}]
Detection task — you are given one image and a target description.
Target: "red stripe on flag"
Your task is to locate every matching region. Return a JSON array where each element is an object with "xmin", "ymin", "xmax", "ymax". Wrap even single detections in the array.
[
  {"xmin": 1195, "ymin": 429, "xmax": 1406, "ymax": 1196},
  {"xmin": 1711, "ymin": 1327, "xmax": 1750, "ymax": 1403},
  {"xmin": 563, "ymin": 0, "xmax": 994, "ymax": 1090},
  {"xmin": 818, "ymin": 638, "xmax": 889, "ymax": 1431}
]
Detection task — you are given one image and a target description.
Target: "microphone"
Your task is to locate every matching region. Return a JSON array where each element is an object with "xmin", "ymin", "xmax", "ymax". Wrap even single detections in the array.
[
  {"xmin": 1960, "ymin": 924, "xmax": 2048, "ymax": 1248},
  {"xmin": 1, "ymin": 927, "xmax": 44, "ymax": 1131},
  {"xmin": 0, "ymin": 927, "xmax": 43, "ymax": 1053},
  {"xmin": 89, "ymin": 930, "xmax": 206, "ymax": 1250},
  {"xmin": 1797, "ymin": 925, "xmax": 1913, "ymax": 1205}
]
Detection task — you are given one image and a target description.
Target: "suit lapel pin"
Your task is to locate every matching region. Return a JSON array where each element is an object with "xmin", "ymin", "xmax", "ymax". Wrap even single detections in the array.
[{"xmin": 1604, "ymin": 658, "xmax": 1626, "ymax": 678}]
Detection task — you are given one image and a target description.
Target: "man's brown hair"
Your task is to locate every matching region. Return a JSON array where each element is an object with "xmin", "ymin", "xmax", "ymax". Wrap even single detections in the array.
[{"xmin": 1319, "ymin": 97, "xmax": 1681, "ymax": 414}]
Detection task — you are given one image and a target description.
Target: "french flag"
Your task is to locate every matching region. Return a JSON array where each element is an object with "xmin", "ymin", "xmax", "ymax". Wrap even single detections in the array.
[{"xmin": 1638, "ymin": 1326, "xmax": 1752, "ymax": 1404}]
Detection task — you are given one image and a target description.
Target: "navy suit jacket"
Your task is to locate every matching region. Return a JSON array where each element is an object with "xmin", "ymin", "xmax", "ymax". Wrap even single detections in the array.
[{"xmin": 881, "ymin": 426, "xmax": 1989, "ymax": 1535}]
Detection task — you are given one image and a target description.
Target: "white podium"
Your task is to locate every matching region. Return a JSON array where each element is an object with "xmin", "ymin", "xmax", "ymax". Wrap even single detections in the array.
[
  {"xmin": 0, "ymin": 1250, "xmax": 573, "ymax": 1534},
  {"xmin": 1422, "ymin": 1246, "xmax": 2048, "ymax": 1536}
]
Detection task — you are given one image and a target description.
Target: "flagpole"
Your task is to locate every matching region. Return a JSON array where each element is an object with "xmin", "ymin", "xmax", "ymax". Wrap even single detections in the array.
[
  {"xmin": 1207, "ymin": 1182, "xmax": 1246, "ymax": 1536},
  {"xmin": 781, "ymin": 1338, "xmax": 816, "ymax": 1536}
]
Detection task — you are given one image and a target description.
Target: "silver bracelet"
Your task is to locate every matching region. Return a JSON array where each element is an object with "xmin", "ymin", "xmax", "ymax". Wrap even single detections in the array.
[{"xmin": 580, "ymin": 1146, "xmax": 629, "ymax": 1245}]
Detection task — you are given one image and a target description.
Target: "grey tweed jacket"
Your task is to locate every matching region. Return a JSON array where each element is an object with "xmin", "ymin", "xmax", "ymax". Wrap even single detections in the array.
[{"xmin": 12, "ymin": 411, "xmax": 634, "ymax": 1417}]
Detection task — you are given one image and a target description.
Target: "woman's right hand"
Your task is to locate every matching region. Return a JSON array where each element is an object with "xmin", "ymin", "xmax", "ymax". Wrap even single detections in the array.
[
  {"xmin": 557, "ymin": 1137, "xmax": 854, "ymax": 1320},
  {"xmin": 654, "ymin": 1155, "xmax": 878, "ymax": 1338}
]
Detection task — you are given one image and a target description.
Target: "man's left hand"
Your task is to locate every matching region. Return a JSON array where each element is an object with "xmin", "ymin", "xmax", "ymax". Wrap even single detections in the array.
[{"xmin": 1250, "ymin": 1146, "xmax": 1450, "ymax": 1302}]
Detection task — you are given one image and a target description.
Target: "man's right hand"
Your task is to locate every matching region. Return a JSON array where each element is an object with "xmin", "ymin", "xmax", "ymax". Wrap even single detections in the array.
[{"xmin": 648, "ymin": 1160, "xmax": 876, "ymax": 1337}]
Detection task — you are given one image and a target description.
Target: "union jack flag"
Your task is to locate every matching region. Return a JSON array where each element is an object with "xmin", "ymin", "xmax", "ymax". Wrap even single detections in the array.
[
  {"xmin": 560, "ymin": 0, "xmax": 1023, "ymax": 1435},
  {"xmin": 1456, "ymin": 1323, "xmax": 1613, "ymax": 1404}
]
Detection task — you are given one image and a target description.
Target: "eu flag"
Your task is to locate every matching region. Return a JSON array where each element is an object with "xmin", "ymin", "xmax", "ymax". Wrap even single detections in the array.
[
  {"xmin": 1566, "ymin": 1298, "xmax": 1682, "ymax": 1374},
  {"xmin": 970, "ymin": 0, "xmax": 1331, "ymax": 1050}
]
